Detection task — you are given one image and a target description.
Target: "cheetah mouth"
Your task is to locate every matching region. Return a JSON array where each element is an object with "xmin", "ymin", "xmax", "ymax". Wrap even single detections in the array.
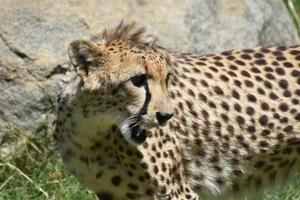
[
  {"xmin": 119, "ymin": 117, "xmax": 147, "ymax": 145},
  {"xmin": 128, "ymin": 123, "xmax": 147, "ymax": 144}
]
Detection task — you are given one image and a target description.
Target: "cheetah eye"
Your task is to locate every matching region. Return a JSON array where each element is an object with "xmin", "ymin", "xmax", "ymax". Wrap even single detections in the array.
[{"xmin": 131, "ymin": 74, "xmax": 147, "ymax": 87}]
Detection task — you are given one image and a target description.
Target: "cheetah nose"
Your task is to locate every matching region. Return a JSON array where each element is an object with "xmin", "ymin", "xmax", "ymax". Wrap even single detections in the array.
[{"xmin": 156, "ymin": 112, "xmax": 173, "ymax": 125}]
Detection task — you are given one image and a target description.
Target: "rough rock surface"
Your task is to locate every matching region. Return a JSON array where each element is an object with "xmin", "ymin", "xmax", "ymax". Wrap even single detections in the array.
[{"xmin": 0, "ymin": 0, "xmax": 299, "ymax": 138}]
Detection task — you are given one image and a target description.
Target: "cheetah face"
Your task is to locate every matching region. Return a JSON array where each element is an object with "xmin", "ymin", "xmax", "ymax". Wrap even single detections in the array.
[
  {"xmin": 68, "ymin": 39, "xmax": 173, "ymax": 145},
  {"xmin": 120, "ymin": 70, "xmax": 174, "ymax": 144}
]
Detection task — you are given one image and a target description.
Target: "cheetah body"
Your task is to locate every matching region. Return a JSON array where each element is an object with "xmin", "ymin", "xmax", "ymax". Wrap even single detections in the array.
[{"xmin": 55, "ymin": 23, "xmax": 300, "ymax": 200}]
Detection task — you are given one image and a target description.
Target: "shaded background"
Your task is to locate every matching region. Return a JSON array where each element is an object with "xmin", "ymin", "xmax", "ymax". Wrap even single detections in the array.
[{"xmin": 0, "ymin": 0, "xmax": 300, "ymax": 199}]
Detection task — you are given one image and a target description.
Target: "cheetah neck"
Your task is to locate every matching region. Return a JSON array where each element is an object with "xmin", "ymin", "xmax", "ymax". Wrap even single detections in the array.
[{"xmin": 57, "ymin": 77, "xmax": 127, "ymax": 146}]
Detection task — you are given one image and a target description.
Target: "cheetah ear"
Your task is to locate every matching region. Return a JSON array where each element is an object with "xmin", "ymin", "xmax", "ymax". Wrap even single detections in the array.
[
  {"xmin": 68, "ymin": 39, "xmax": 101, "ymax": 76},
  {"xmin": 68, "ymin": 40, "xmax": 110, "ymax": 91}
]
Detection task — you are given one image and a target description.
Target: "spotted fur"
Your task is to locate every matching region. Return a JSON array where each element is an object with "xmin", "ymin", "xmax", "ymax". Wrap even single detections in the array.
[{"xmin": 54, "ymin": 22, "xmax": 300, "ymax": 200}]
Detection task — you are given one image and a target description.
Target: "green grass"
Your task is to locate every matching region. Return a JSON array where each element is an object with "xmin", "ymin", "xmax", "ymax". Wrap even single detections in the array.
[
  {"xmin": 284, "ymin": 0, "xmax": 300, "ymax": 36},
  {"xmin": 0, "ymin": 162, "xmax": 94, "ymax": 200},
  {"xmin": 0, "ymin": 128, "xmax": 95, "ymax": 200},
  {"xmin": 259, "ymin": 179, "xmax": 300, "ymax": 200}
]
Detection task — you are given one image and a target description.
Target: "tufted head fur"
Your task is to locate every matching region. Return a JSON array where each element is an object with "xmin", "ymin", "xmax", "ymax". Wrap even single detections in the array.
[{"xmin": 67, "ymin": 22, "xmax": 173, "ymax": 144}]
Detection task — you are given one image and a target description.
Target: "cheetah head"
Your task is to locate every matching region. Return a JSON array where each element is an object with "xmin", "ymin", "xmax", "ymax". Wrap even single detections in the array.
[{"xmin": 68, "ymin": 23, "xmax": 173, "ymax": 145}]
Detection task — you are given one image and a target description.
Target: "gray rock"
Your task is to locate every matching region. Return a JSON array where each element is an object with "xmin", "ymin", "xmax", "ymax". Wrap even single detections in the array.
[{"xmin": 0, "ymin": 0, "xmax": 298, "ymax": 138}]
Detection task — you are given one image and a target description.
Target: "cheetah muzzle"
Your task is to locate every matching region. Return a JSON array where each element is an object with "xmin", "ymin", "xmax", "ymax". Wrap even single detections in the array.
[{"xmin": 120, "ymin": 115, "xmax": 148, "ymax": 144}]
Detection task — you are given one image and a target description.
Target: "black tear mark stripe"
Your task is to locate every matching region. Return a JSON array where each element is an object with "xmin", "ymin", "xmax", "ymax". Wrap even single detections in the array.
[{"xmin": 138, "ymin": 81, "xmax": 151, "ymax": 115}]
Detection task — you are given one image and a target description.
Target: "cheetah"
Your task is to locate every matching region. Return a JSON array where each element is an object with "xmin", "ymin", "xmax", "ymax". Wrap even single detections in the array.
[{"xmin": 54, "ymin": 22, "xmax": 300, "ymax": 200}]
